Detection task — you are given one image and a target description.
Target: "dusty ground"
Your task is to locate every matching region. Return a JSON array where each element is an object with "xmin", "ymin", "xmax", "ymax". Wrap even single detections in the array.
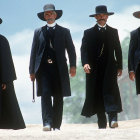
[{"xmin": 0, "ymin": 119, "xmax": 140, "ymax": 140}]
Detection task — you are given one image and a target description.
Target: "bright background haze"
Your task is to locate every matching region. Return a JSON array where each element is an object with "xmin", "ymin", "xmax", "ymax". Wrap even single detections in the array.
[{"xmin": 0, "ymin": 0, "xmax": 140, "ymax": 124}]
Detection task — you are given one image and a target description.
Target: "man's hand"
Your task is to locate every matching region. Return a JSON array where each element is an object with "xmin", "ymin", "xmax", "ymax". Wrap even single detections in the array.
[
  {"xmin": 83, "ymin": 64, "xmax": 91, "ymax": 74},
  {"xmin": 117, "ymin": 69, "xmax": 122, "ymax": 77},
  {"xmin": 129, "ymin": 71, "xmax": 135, "ymax": 81},
  {"xmin": 70, "ymin": 66, "xmax": 76, "ymax": 77},
  {"xmin": 30, "ymin": 74, "xmax": 35, "ymax": 81},
  {"xmin": 2, "ymin": 84, "xmax": 6, "ymax": 90}
]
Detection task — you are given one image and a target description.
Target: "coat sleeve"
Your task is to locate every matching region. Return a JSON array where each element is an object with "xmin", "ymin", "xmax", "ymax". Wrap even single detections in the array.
[
  {"xmin": 128, "ymin": 30, "xmax": 138, "ymax": 72},
  {"xmin": 81, "ymin": 30, "xmax": 89, "ymax": 66},
  {"xmin": 29, "ymin": 29, "xmax": 39, "ymax": 74},
  {"xmin": 0, "ymin": 35, "xmax": 16, "ymax": 83},
  {"xmin": 65, "ymin": 29, "xmax": 76, "ymax": 67},
  {"xmin": 113, "ymin": 29, "xmax": 123, "ymax": 70}
]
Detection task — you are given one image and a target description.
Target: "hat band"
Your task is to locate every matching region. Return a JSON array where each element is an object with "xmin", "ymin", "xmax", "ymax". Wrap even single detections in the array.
[
  {"xmin": 44, "ymin": 8, "xmax": 55, "ymax": 12},
  {"xmin": 96, "ymin": 10, "xmax": 108, "ymax": 14}
]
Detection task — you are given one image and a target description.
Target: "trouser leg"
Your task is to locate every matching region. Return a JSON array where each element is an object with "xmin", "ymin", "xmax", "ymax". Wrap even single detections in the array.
[
  {"xmin": 40, "ymin": 75, "xmax": 53, "ymax": 126},
  {"xmin": 52, "ymin": 94, "xmax": 63, "ymax": 129},
  {"xmin": 108, "ymin": 112, "xmax": 118, "ymax": 128},
  {"xmin": 41, "ymin": 94, "xmax": 53, "ymax": 126},
  {"xmin": 96, "ymin": 73, "xmax": 107, "ymax": 129},
  {"xmin": 97, "ymin": 112, "xmax": 107, "ymax": 129}
]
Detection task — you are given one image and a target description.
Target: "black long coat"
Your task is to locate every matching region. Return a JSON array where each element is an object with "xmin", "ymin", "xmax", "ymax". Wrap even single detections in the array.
[
  {"xmin": 29, "ymin": 24, "xmax": 76, "ymax": 97},
  {"xmin": 81, "ymin": 25, "xmax": 122, "ymax": 117},
  {"xmin": 0, "ymin": 34, "xmax": 25, "ymax": 129},
  {"xmin": 128, "ymin": 27, "xmax": 140, "ymax": 94}
]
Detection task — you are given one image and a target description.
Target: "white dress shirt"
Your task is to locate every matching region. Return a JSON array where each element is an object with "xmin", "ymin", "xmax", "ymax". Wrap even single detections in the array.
[
  {"xmin": 98, "ymin": 24, "xmax": 107, "ymax": 30},
  {"xmin": 47, "ymin": 22, "xmax": 56, "ymax": 30}
]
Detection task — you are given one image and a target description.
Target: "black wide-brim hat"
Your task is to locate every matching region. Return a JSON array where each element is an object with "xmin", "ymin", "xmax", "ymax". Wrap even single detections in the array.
[
  {"xmin": 133, "ymin": 11, "xmax": 140, "ymax": 19},
  {"xmin": 0, "ymin": 18, "xmax": 2, "ymax": 24},
  {"xmin": 89, "ymin": 5, "xmax": 114, "ymax": 17},
  {"xmin": 37, "ymin": 4, "xmax": 63, "ymax": 21}
]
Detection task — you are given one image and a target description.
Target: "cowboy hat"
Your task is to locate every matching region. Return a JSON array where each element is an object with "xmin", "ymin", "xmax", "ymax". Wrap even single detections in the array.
[
  {"xmin": 133, "ymin": 11, "xmax": 140, "ymax": 19},
  {"xmin": 0, "ymin": 18, "xmax": 2, "ymax": 24},
  {"xmin": 89, "ymin": 5, "xmax": 114, "ymax": 17},
  {"xmin": 37, "ymin": 4, "xmax": 63, "ymax": 21}
]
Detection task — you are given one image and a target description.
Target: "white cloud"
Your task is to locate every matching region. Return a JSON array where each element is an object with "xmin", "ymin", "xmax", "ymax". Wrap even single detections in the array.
[
  {"xmin": 58, "ymin": 21, "xmax": 87, "ymax": 33},
  {"xmin": 8, "ymin": 29, "xmax": 34, "ymax": 55},
  {"xmin": 108, "ymin": 5, "xmax": 140, "ymax": 41}
]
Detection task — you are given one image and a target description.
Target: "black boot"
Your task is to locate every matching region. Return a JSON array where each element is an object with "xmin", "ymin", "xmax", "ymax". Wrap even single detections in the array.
[{"xmin": 108, "ymin": 112, "xmax": 118, "ymax": 128}]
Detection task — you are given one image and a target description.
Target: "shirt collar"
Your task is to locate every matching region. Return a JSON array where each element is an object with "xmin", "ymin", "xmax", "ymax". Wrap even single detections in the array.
[
  {"xmin": 47, "ymin": 22, "xmax": 56, "ymax": 27},
  {"xmin": 98, "ymin": 24, "xmax": 107, "ymax": 30}
]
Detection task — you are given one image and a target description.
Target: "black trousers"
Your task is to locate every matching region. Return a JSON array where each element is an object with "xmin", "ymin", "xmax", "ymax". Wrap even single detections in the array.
[
  {"xmin": 97, "ymin": 112, "xmax": 117, "ymax": 128},
  {"xmin": 97, "ymin": 112, "xmax": 107, "ymax": 128},
  {"xmin": 39, "ymin": 62, "xmax": 63, "ymax": 129},
  {"xmin": 96, "ymin": 57, "xmax": 117, "ymax": 128}
]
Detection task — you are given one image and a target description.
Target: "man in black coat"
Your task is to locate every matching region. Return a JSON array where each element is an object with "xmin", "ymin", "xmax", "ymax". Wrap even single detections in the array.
[
  {"xmin": 0, "ymin": 18, "xmax": 25, "ymax": 129},
  {"xmin": 81, "ymin": 5, "xmax": 122, "ymax": 129},
  {"xmin": 128, "ymin": 11, "xmax": 140, "ymax": 95},
  {"xmin": 29, "ymin": 4, "xmax": 76, "ymax": 131}
]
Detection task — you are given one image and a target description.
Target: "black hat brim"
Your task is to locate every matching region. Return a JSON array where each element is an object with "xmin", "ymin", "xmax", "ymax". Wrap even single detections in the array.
[
  {"xmin": 133, "ymin": 11, "xmax": 140, "ymax": 19},
  {"xmin": 0, "ymin": 18, "xmax": 2, "ymax": 24},
  {"xmin": 37, "ymin": 10, "xmax": 63, "ymax": 21},
  {"xmin": 89, "ymin": 12, "xmax": 114, "ymax": 17}
]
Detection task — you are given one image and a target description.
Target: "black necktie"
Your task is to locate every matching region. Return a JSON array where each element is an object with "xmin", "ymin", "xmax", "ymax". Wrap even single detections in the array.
[
  {"xmin": 99, "ymin": 27, "xmax": 105, "ymax": 32},
  {"xmin": 47, "ymin": 27, "xmax": 55, "ymax": 38},
  {"xmin": 48, "ymin": 26, "xmax": 55, "ymax": 32}
]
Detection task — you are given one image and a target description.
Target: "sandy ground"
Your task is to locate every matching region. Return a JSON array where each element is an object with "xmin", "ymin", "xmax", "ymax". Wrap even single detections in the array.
[{"xmin": 0, "ymin": 119, "xmax": 140, "ymax": 140}]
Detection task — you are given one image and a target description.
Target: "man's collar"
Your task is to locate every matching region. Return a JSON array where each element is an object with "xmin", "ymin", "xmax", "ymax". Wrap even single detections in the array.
[
  {"xmin": 97, "ymin": 24, "xmax": 106, "ymax": 31},
  {"xmin": 97, "ymin": 24, "xmax": 106, "ymax": 28},
  {"xmin": 47, "ymin": 22, "xmax": 56, "ymax": 27}
]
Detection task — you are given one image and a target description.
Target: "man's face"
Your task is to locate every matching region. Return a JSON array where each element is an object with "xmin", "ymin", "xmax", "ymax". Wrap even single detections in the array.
[
  {"xmin": 44, "ymin": 11, "xmax": 57, "ymax": 24},
  {"xmin": 95, "ymin": 14, "xmax": 108, "ymax": 26}
]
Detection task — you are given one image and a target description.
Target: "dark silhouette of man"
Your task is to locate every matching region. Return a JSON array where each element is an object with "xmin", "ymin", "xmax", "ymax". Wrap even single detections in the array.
[
  {"xmin": 128, "ymin": 11, "xmax": 140, "ymax": 95},
  {"xmin": 0, "ymin": 18, "xmax": 25, "ymax": 129},
  {"xmin": 29, "ymin": 4, "xmax": 76, "ymax": 131},
  {"xmin": 81, "ymin": 5, "xmax": 122, "ymax": 129}
]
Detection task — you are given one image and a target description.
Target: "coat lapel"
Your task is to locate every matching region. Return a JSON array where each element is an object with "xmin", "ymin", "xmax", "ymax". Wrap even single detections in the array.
[
  {"xmin": 106, "ymin": 25, "xmax": 111, "ymax": 34},
  {"xmin": 54, "ymin": 24, "xmax": 61, "ymax": 49},
  {"xmin": 105, "ymin": 25, "xmax": 112, "ymax": 42},
  {"xmin": 41, "ymin": 25, "xmax": 47, "ymax": 43},
  {"xmin": 137, "ymin": 27, "xmax": 140, "ymax": 44},
  {"xmin": 39, "ymin": 24, "xmax": 60, "ymax": 50}
]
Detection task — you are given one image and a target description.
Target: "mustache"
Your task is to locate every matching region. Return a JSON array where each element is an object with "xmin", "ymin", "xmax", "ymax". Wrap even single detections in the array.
[
  {"xmin": 46, "ymin": 19, "xmax": 55, "ymax": 22},
  {"xmin": 97, "ymin": 19, "xmax": 106, "ymax": 22}
]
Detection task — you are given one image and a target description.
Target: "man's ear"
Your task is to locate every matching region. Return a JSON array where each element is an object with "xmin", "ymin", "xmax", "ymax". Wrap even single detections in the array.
[{"xmin": 55, "ymin": 13, "xmax": 57, "ymax": 19}]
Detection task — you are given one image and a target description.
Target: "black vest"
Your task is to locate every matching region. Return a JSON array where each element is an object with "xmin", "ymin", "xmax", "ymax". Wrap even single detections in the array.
[
  {"xmin": 97, "ymin": 28, "xmax": 108, "ymax": 66},
  {"xmin": 42, "ymin": 27, "xmax": 56, "ymax": 63}
]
